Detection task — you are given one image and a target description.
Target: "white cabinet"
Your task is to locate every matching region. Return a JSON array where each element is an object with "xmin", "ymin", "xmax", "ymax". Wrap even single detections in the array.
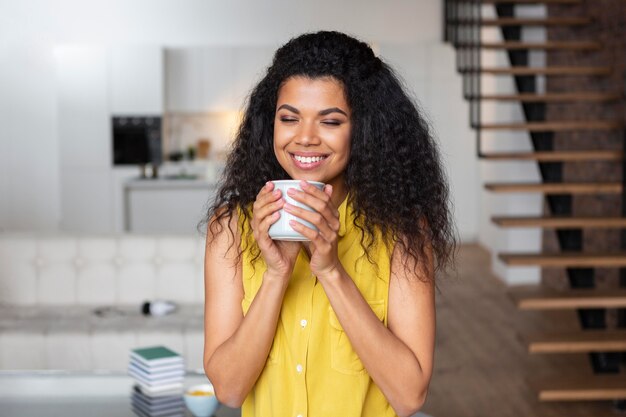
[
  {"xmin": 0, "ymin": 46, "xmax": 61, "ymax": 231},
  {"xmin": 231, "ymin": 46, "xmax": 275, "ymax": 109},
  {"xmin": 56, "ymin": 45, "xmax": 166, "ymax": 233},
  {"xmin": 125, "ymin": 180, "xmax": 216, "ymax": 234},
  {"xmin": 200, "ymin": 47, "xmax": 235, "ymax": 111},
  {"xmin": 55, "ymin": 46, "xmax": 113, "ymax": 232},
  {"xmin": 56, "ymin": 46, "xmax": 111, "ymax": 170},
  {"xmin": 59, "ymin": 168, "xmax": 113, "ymax": 233},
  {"xmin": 109, "ymin": 46, "xmax": 164, "ymax": 114},
  {"xmin": 165, "ymin": 48, "xmax": 205, "ymax": 113},
  {"xmin": 166, "ymin": 47, "xmax": 234, "ymax": 112},
  {"xmin": 166, "ymin": 46, "xmax": 274, "ymax": 113}
]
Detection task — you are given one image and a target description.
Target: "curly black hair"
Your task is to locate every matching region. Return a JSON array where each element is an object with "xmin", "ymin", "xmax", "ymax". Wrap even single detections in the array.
[{"xmin": 203, "ymin": 31, "xmax": 456, "ymax": 278}]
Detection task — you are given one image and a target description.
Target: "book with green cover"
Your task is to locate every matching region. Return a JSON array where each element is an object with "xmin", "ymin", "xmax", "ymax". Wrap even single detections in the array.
[{"xmin": 130, "ymin": 346, "xmax": 183, "ymax": 368}]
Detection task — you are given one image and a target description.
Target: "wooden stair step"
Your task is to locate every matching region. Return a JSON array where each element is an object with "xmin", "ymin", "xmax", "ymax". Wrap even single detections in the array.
[
  {"xmin": 469, "ymin": 92, "xmax": 621, "ymax": 102},
  {"xmin": 481, "ymin": 150, "xmax": 623, "ymax": 161},
  {"xmin": 458, "ymin": 17, "xmax": 590, "ymax": 26},
  {"xmin": 527, "ymin": 330, "xmax": 626, "ymax": 353},
  {"xmin": 499, "ymin": 252, "xmax": 626, "ymax": 267},
  {"xmin": 492, "ymin": 216, "xmax": 626, "ymax": 228},
  {"xmin": 478, "ymin": 120, "xmax": 622, "ymax": 131},
  {"xmin": 485, "ymin": 182, "xmax": 621, "ymax": 194},
  {"xmin": 459, "ymin": 41, "xmax": 601, "ymax": 50},
  {"xmin": 510, "ymin": 287, "xmax": 626, "ymax": 310},
  {"xmin": 467, "ymin": 66, "xmax": 612, "ymax": 76},
  {"xmin": 534, "ymin": 373, "xmax": 626, "ymax": 402}
]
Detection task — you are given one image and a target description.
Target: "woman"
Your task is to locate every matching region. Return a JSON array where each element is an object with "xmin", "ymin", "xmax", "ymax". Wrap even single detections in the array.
[{"xmin": 203, "ymin": 31, "xmax": 455, "ymax": 417}]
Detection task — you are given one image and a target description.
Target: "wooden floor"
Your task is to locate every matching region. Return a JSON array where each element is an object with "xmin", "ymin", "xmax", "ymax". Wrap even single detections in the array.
[{"xmin": 419, "ymin": 244, "xmax": 622, "ymax": 417}]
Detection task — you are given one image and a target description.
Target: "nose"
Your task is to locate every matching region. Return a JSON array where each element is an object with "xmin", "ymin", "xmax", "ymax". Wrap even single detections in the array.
[{"xmin": 295, "ymin": 121, "xmax": 320, "ymax": 146}]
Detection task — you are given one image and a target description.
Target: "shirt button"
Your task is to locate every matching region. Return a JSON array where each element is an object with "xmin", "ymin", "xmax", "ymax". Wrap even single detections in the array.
[
  {"xmin": 296, "ymin": 364, "xmax": 303, "ymax": 373},
  {"xmin": 300, "ymin": 319, "xmax": 307, "ymax": 328}
]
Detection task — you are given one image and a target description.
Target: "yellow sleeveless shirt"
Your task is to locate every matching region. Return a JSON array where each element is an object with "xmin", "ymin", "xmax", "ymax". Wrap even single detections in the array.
[{"xmin": 239, "ymin": 196, "xmax": 398, "ymax": 417}]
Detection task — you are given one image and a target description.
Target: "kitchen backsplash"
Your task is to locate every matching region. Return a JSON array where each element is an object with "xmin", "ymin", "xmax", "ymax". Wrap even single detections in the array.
[{"xmin": 163, "ymin": 111, "xmax": 242, "ymax": 162}]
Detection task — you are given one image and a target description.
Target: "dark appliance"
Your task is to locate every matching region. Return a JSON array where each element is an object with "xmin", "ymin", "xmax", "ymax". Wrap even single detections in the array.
[{"xmin": 112, "ymin": 116, "xmax": 162, "ymax": 166}]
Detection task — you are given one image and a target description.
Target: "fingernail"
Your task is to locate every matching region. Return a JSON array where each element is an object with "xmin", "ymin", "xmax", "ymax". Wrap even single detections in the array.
[
  {"xmin": 284, "ymin": 203, "xmax": 293, "ymax": 210},
  {"xmin": 300, "ymin": 180, "xmax": 308, "ymax": 188},
  {"xmin": 287, "ymin": 188, "xmax": 296, "ymax": 195},
  {"xmin": 273, "ymin": 189, "xmax": 281, "ymax": 196}
]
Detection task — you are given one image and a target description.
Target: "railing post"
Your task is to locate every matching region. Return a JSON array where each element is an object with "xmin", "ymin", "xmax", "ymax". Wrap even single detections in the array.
[
  {"xmin": 466, "ymin": 0, "xmax": 482, "ymax": 157},
  {"xmin": 444, "ymin": 0, "xmax": 450, "ymax": 43}
]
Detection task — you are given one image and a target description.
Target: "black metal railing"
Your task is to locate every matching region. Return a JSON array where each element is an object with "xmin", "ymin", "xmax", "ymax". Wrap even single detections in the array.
[{"xmin": 444, "ymin": 0, "xmax": 483, "ymax": 157}]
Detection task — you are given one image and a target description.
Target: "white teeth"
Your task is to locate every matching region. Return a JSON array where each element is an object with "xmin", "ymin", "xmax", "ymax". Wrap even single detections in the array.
[{"xmin": 294, "ymin": 155, "xmax": 325, "ymax": 164}]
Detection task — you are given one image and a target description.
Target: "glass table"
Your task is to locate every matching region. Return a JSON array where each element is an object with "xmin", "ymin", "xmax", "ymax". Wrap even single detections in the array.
[{"xmin": 0, "ymin": 370, "xmax": 240, "ymax": 417}]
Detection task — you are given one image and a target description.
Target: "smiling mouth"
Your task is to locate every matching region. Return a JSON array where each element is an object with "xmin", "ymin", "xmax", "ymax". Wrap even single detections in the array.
[{"xmin": 290, "ymin": 153, "xmax": 329, "ymax": 169}]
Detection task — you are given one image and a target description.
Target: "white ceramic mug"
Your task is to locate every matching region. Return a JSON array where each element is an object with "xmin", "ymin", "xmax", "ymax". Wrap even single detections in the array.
[{"xmin": 268, "ymin": 180, "xmax": 325, "ymax": 241}]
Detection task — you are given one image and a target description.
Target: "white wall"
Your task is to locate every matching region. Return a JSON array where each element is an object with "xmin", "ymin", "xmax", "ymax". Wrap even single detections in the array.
[
  {"xmin": 0, "ymin": 0, "xmax": 442, "ymax": 45},
  {"xmin": 476, "ymin": 4, "xmax": 545, "ymax": 284},
  {"xmin": 379, "ymin": 43, "xmax": 479, "ymax": 243},
  {"xmin": 0, "ymin": 0, "xmax": 482, "ymax": 243}
]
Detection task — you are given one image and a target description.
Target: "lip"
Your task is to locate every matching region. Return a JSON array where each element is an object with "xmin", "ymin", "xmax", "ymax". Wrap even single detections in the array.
[
  {"xmin": 290, "ymin": 151, "xmax": 329, "ymax": 157},
  {"xmin": 289, "ymin": 152, "xmax": 329, "ymax": 170}
]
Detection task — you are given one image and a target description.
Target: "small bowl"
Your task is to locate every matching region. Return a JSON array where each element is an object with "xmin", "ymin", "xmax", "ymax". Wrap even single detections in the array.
[{"xmin": 184, "ymin": 383, "xmax": 220, "ymax": 417}]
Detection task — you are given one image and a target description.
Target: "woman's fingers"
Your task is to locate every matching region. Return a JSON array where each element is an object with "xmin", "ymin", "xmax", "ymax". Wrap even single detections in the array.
[
  {"xmin": 289, "ymin": 219, "xmax": 321, "ymax": 242},
  {"xmin": 251, "ymin": 183, "xmax": 283, "ymax": 227},
  {"xmin": 254, "ymin": 196, "xmax": 284, "ymax": 228},
  {"xmin": 283, "ymin": 203, "xmax": 337, "ymax": 240},
  {"xmin": 293, "ymin": 181, "xmax": 338, "ymax": 215},
  {"xmin": 258, "ymin": 210, "xmax": 280, "ymax": 234},
  {"xmin": 252, "ymin": 183, "xmax": 281, "ymax": 214},
  {"xmin": 285, "ymin": 183, "xmax": 340, "ymax": 233},
  {"xmin": 288, "ymin": 181, "xmax": 332, "ymax": 211}
]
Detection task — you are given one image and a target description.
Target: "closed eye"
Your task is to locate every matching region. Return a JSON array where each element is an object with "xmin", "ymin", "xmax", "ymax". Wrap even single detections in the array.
[
  {"xmin": 322, "ymin": 120, "xmax": 342, "ymax": 126},
  {"xmin": 280, "ymin": 116, "xmax": 298, "ymax": 123}
]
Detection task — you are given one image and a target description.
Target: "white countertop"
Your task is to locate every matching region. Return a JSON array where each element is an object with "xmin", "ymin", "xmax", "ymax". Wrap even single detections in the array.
[{"xmin": 125, "ymin": 177, "xmax": 218, "ymax": 190}]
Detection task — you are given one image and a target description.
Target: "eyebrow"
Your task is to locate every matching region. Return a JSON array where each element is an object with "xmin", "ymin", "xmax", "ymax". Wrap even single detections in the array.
[{"xmin": 277, "ymin": 104, "xmax": 348, "ymax": 117}]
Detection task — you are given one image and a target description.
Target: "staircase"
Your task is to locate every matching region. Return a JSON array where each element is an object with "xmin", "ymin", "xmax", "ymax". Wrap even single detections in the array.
[{"xmin": 445, "ymin": 0, "xmax": 626, "ymax": 409}]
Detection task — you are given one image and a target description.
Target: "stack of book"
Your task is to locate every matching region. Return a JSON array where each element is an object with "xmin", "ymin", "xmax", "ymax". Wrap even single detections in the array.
[{"xmin": 128, "ymin": 346, "xmax": 185, "ymax": 417}]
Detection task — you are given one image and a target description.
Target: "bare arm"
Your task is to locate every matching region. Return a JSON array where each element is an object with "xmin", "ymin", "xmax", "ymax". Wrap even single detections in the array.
[
  {"xmin": 203, "ymin": 211, "xmax": 291, "ymax": 407},
  {"xmin": 318, "ymin": 243, "xmax": 435, "ymax": 417}
]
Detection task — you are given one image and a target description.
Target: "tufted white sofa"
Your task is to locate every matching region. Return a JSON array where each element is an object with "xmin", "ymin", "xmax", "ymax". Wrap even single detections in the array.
[{"xmin": 0, "ymin": 233, "xmax": 207, "ymax": 372}]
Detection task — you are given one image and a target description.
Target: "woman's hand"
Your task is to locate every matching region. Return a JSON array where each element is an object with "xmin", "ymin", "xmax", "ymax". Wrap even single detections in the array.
[
  {"xmin": 250, "ymin": 182, "xmax": 301, "ymax": 281},
  {"xmin": 284, "ymin": 181, "xmax": 342, "ymax": 278}
]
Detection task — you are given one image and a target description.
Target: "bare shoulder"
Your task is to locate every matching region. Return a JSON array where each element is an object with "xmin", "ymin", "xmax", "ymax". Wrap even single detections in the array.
[
  {"xmin": 204, "ymin": 206, "xmax": 243, "ymax": 309},
  {"xmin": 389, "ymin": 235, "xmax": 434, "ymax": 288},
  {"xmin": 205, "ymin": 207, "xmax": 241, "ymax": 261}
]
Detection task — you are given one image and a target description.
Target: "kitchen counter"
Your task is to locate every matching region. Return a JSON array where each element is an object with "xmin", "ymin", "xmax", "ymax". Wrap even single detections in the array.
[
  {"xmin": 125, "ymin": 177, "xmax": 218, "ymax": 190},
  {"xmin": 123, "ymin": 177, "xmax": 218, "ymax": 234}
]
